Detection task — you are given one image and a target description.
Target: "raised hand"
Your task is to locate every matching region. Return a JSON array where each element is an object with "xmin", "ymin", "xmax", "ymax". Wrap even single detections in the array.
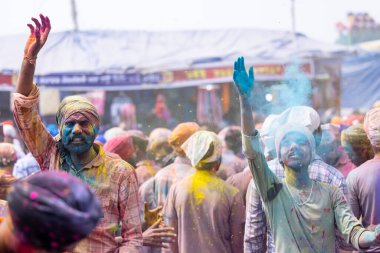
[
  {"xmin": 142, "ymin": 218, "xmax": 177, "ymax": 248},
  {"xmin": 144, "ymin": 202, "xmax": 163, "ymax": 227},
  {"xmin": 233, "ymin": 56, "xmax": 255, "ymax": 97},
  {"xmin": 24, "ymin": 14, "xmax": 51, "ymax": 60}
]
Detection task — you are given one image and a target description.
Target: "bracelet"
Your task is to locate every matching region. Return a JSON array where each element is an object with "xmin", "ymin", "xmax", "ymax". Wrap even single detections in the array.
[{"xmin": 24, "ymin": 56, "xmax": 37, "ymax": 66}]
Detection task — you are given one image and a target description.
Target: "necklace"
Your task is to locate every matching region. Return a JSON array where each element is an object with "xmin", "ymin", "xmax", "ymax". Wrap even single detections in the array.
[{"xmin": 284, "ymin": 179, "xmax": 314, "ymax": 206}]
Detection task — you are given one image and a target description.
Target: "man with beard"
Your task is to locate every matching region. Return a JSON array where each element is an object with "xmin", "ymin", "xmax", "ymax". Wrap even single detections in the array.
[
  {"xmin": 12, "ymin": 14, "xmax": 142, "ymax": 252},
  {"xmin": 234, "ymin": 56, "xmax": 380, "ymax": 252},
  {"xmin": 347, "ymin": 108, "xmax": 380, "ymax": 252}
]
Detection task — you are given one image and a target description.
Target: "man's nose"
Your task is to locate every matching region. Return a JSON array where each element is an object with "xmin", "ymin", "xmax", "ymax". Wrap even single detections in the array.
[
  {"xmin": 289, "ymin": 142, "xmax": 298, "ymax": 150},
  {"xmin": 73, "ymin": 123, "xmax": 82, "ymax": 134}
]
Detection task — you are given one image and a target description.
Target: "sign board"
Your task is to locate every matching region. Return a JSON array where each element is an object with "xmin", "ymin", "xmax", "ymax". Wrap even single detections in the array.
[{"xmin": 33, "ymin": 61, "xmax": 314, "ymax": 90}]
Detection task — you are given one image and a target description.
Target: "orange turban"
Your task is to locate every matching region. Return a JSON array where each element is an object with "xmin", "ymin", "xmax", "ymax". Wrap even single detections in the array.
[{"xmin": 169, "ymin": 122, "xmax": 200, "ymax": 156}]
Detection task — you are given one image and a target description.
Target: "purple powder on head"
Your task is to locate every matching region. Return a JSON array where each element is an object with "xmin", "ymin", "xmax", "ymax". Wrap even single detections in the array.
[
  {"xmin": 7, "ymin": 171, "xmax": 103, "ymax": 251},
  {"xmin": 29, "ymin": 191, "xmax": 38, "ymax": 200}
]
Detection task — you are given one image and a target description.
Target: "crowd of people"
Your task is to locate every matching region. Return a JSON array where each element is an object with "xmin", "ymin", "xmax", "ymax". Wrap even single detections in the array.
[{"xmin": 0, "ymin": 14, "xmax": 380, "ymax": 253}]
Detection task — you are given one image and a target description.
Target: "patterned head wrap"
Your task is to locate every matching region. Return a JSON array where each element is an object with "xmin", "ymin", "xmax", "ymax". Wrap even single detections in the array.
[
  {"xmin": 169, "ymin": 122, "xmax": 200, "ymax": 156},
  {"xmin": 7, "ymin": 171, "xmax": 102, "ymax": 251},
  {"xmin": 181, "ymin": 130, "xmax": 222, "ymax": 167},
  {"xmin": 56, "ymin": 95, "xmax": 100, "ymax": 134},
  {"xmin": 0, "ymin": 143, "xmax": 17, "ymax": 167},
  {"xmin": 342, "ymin": 123, "xmax": 372, "ymax": 148},
  {"xmin": 275, "ymin": 124, "xmax": 316, "ymax": 164},
  {"xmin": 364, "ymin": 107, "xmax": 380, "ymax": 148}
]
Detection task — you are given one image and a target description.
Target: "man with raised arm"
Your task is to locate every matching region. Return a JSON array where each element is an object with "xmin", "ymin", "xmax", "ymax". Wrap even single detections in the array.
[
  {"xmin": 12, "ymin": 14, "xmax": 142, "ymax": 252},
  {"xmin": 233, "ymin": 56, "xmax": 380, "ymax": 252}
]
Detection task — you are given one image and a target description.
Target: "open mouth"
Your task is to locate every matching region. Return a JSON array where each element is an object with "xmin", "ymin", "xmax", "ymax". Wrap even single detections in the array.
[
  {"xmin": 288, "ymin": 153, "xmax": 302, "ymax": 159},
  {"xmin": 71, "ymin": 137, "xmax": 85, "ymax": 144}
]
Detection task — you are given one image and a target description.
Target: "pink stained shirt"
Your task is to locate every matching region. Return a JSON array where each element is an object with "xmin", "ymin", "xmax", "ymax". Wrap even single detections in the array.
[{"xmin": 13, "ymin": 85, "xmax": 142, "ymax": 253}]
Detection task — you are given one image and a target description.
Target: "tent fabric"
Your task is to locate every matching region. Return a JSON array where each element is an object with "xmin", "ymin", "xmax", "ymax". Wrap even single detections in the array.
[
  {"xmin": 341, "ymin": 52, "xmax": 380, "ymax": 109},
  {"xmin": 0, "ymin": 28, "xmax": 349, "ymax": 75}
]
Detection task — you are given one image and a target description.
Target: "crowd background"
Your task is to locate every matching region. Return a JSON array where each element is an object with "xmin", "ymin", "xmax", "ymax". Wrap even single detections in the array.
[{"xmin": 1, "ymin": 12, "xmax": 380, "ymax": 253}]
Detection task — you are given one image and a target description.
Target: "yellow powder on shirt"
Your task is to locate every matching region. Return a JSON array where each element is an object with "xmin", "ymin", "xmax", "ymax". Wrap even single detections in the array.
[{"xmin": 189, "ymin": 170, "xmax": 224, "ymax": 205}]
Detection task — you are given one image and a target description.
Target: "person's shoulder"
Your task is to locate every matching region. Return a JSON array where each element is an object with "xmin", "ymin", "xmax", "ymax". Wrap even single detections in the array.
[
  {"xmin": 104, "ymin": 153, "xmax": 135, "ymax": 173},
  {"xmin": 316, "ymin": 180, "xmax": 342, "ymax": 195},
  {"xmin": 348, "ymin": 159, "xmax": 380, "ymax": 183},
  {"xmin": 311, "ymin": 157, "xmax": 345, "ymax": 179},
  {"xmin": 217, "ymin": 176, "xmax": 240, "ymax": 195},
  {"xmin": 226, "ymin": 168, "xmax": 248, "ymax": 184},
  {"xmin": 155, "ymin": 164, "xmax": 175, "ymax": 178},
  {"xmin": 355, "ymin": 158, "xmax": 380, "ymax": 173},
  {"xmin": 316, "ymin": 180, "xmax": 333, "ymax": 189}
]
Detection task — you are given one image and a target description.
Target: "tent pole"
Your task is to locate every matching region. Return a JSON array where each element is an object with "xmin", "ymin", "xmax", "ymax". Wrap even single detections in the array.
[
  {"xmin": 291, "ymin": 0, "xmax": 298, "ymax": 47},
  {"xmin": 71, "ymin": 0, "xmax": 79, "ymax": 32}
]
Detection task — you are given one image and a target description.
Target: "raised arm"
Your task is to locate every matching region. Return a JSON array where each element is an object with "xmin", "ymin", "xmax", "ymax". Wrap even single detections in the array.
[
  {"xmin": 233, "ymin": 57, "xmax": 280, "ymax": 203},
  {"xmin": 13, "ymin": 14, "xmax": 54, "ymax": 168},
  {"xmin": 16, "ymin": 14, "xmax": 51, "ymax": 96},
  {"xmin": 233, "ymin": 57, "xmax": 256, "ymax": 136}
]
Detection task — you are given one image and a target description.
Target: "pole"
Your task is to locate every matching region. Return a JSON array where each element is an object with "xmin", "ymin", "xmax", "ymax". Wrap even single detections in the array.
[
  {"xmin": 291, "ymin": 0, "xmax": 298, "ymax": 46},
  {"xmin": 71, "ymin": 0, "xmax": 79, "ymax": 32}
]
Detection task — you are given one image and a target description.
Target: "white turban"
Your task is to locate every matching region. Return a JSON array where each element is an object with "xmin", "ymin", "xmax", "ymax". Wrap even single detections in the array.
[
  {"xmin": 181, "ymin": 131, "xmax": 222, "ymax": 167},
  {"xmin": 276, "ymin": 106, "xmax": 320, "ymax": 133}
]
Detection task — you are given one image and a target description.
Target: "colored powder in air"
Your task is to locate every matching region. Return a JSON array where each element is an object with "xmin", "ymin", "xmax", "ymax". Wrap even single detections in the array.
[{"xmin": 256, "ymin": 59, "xmax": 312, "ymax": 115}]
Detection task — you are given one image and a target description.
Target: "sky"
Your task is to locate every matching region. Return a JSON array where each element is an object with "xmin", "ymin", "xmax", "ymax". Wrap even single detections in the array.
[{"xmin": 1, "ymin": 0, "xmax": 379, "ymax": 43}]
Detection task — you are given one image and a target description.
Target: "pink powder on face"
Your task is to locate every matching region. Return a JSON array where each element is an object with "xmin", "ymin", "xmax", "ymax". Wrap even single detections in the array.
[{"xmin": 29, "ymin": 191, "xmax": 38, "ymax": 200}]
